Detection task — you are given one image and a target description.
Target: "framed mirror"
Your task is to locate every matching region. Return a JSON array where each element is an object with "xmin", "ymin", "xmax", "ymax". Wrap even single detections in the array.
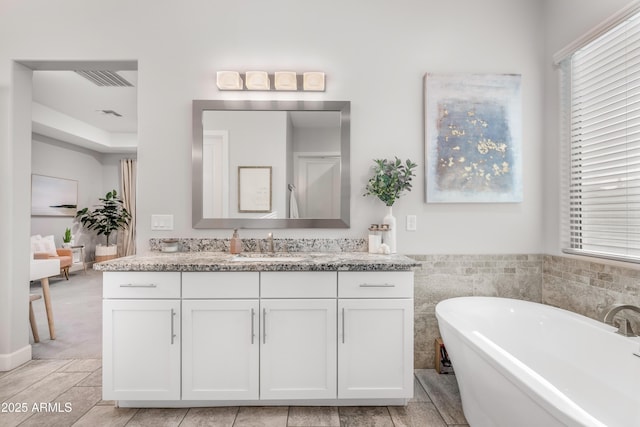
[{"xmin": 192, "ymin": 100, "xmax": 350, "ymax": 229}]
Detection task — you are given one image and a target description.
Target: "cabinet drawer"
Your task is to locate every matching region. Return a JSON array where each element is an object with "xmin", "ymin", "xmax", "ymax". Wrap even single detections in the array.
[
  {"xmin": 183, "ymin": 272, "xmax": 259, "ymax": 298},
  {"xmin": 261, "ymin": 272, "xmax": 337, "ymax": 298},
  {"xmin": 103, "ymin": 272, "xmax": 181, "ymax": 299},
  {"xmin": 338, "ymin": 271, "xmax": 413, "ymax": 298}
]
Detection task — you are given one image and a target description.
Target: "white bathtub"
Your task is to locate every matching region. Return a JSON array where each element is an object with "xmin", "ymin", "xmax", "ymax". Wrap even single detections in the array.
[{"xmin": 436, "ymin": 297, "xmax": 640, "ymax": 427}]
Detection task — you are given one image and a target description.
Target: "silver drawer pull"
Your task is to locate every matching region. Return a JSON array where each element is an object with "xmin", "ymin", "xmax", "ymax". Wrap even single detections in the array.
[
  {"xmin": 342, "ymin": 307, "xmax": 345, "ymax": 344},
  {"xmin": 263, "ymin": 308, "xmax": 267, "ymax": 344},
  {"xmin": 251, "ymin": 308, "xmax": 255, "ymax": 344},
  {"xmin": 359, "ymin": 283, "xmax": 395, "ymax": 288},
  {"xmin": 170, "ymin": 309, "xmax": 176, "ymax": 345},
  {"xmin": 119, "ymin": 283, "xmax": 158, "ymax": 288}
]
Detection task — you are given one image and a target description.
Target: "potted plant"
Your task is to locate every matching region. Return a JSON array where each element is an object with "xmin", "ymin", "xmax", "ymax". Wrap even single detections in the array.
[
  {"xmin": 76, "ymin": 190, "xmax": 131, "ymax": 261},
  {"xmin": 363, "ymin": 157, "xmax": 417, "ymax": 253},
  {"xmin": 62, "ymin": 227, "xmax": 73, "ymax": 248}
]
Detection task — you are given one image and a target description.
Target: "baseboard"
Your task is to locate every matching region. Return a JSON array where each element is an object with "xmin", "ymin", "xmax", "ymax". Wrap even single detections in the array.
[{"xmin": 0, "ymin": 345, "xmax": 32, "ymax": 371}]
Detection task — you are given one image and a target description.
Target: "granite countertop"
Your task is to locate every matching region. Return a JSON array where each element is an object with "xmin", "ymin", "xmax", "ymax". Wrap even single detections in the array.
[{"xmin": 93, "ymin": 251, "xmax": 421, "ymax": 272}]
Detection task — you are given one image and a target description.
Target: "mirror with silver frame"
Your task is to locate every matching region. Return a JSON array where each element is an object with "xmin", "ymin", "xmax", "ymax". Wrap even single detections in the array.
[{"xmin": 192, "ymin": 100, "xmax": 350, "ymax": 228}]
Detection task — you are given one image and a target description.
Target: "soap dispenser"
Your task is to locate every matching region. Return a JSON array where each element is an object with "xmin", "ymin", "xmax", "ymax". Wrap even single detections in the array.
[{"xmin": 230, "ymin": 229, "xmax": 242, "ymax": 254}]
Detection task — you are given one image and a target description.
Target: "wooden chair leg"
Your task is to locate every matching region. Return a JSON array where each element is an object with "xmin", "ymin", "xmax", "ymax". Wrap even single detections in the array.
[
  {"xmin": 29, "ymin": 294, "xmax": 41, "ymax": 343},
  {"xmin": 62, "ymin": 267, "xmax": 69, "ymax": 280}
]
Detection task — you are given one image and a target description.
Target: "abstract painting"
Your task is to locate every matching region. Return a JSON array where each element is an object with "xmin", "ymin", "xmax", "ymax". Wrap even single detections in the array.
[
  {"xmin": 31, "ymin": 174, "xmax": 78, "ymax": 216},
  {"xmin": 424, "ymin": 73, "xmax": 522, "ymax": 203}
]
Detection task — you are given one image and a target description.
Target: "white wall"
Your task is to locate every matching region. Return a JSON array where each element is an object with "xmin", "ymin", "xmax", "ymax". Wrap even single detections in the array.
[
  {"xmin": 542, "ymin": 0, "xmax": 631, "ymax": 255},
  {"xmin": 0, "ymin": 0, "xmax": 550, "ymax": 254}
]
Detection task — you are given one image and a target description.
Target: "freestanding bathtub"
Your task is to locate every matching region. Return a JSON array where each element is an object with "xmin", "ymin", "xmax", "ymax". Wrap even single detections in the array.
[{"xmin": 436, "ymin": 297, "xmax": 640, "ymax": 427}]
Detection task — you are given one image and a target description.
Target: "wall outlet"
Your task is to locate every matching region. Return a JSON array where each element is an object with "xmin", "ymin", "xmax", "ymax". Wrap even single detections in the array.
[
  {"xmin": 406, "ymin": 215, "xmax": 417, "ymax": 231},
  {"xmin": 151, "ymin": 214, "xmax": 174, "ymax": 230}
]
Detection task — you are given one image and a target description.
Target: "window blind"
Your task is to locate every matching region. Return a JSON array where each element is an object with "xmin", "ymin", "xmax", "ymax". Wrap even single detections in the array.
[{"xmin": 564, "ymin": 12, "xmax": 640, "ymax": 262}]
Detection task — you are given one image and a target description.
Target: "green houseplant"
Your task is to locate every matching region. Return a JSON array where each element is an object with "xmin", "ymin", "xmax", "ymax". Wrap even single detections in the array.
[
  {"xmin": 363, "ymin": 157, "xmax": 417, "ymax": 254},
  {"xmin": 76, "ymin": 190, "xmax": 131, "ymax": 258},
  {"xmin": 363, "ymin": 157, "xmax": 417, "ymax": 206},
  {"xmin": 62, "ymin": 227, "xmax": 73, "ymax": 247}
]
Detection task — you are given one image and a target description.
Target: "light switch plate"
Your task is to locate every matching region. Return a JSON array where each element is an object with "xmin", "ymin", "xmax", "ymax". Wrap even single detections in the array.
[
  {"xmin": 151, "ymin": 214, "xmax": 174, "ymax": 231},
  {"xmin": 406, "ymin": 215, "xmax": 417, "ymax": 231}
]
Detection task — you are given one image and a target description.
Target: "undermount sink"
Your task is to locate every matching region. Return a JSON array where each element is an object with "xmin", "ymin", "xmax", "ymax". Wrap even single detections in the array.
[{"xmin": 231, "ymin": 254, "xmax": 305, "ymax": 262}]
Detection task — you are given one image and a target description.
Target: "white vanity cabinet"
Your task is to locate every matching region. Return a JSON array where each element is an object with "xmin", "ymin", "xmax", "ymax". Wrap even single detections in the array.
[
  {"xmin": 102, "ymin": 266, "xmax": 414, "ymax": 405},
  {"xmin": 181, "ymin": 272, "xmax": 260, "ymax": 400},
  {"xmin": 337, "ymin": 271, "xmax": 414, "ymax": 399},
  {"xmin": 102, "ymin": 272, "xmax": 181, "ymax": 401},
  {"xmin": 260, "ymin": 272, "xmax": 337, "ymax": 400}
]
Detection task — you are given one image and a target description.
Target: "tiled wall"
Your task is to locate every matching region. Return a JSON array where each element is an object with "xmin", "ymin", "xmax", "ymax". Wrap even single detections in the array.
[
  {"xmin": 410, "ymin": 254, "xmax": 543, "ymax": 369},
  {"xmin": 414, "ymin": 253, "xmax": 640, "ymax": 369},
  {"xmin": 542, "ymin": 255, "xmax": 640, "ymax": 333}
]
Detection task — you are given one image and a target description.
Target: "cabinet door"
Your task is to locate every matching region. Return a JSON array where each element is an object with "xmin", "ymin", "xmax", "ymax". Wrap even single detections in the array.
[
  {"xmin": 103, "ymin": 299, "xmax": 180, "ymax": 400},
  {"xmin": 182, "ymin": 300, "xmax": 259, "ymax": 400},
  {"xmin": 260, "ymin": 299, "xmax": 337, "ymax": 400},
  {"xmin": 338, "ymin": 299, "xmax": 413, "ymax": 399}
]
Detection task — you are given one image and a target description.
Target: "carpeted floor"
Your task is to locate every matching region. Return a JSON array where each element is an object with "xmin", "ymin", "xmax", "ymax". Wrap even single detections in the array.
[{"xmin": 29, "ymin": 268, "xmax": 103, "ymax": 359}]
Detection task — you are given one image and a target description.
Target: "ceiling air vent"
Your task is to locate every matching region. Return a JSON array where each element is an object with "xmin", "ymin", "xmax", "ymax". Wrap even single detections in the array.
[{"xmin": 74, "ymin": 70, "xmax": 133, "ymax": 87}]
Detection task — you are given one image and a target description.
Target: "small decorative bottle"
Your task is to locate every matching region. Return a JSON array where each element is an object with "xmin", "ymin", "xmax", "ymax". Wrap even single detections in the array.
[
  {"xmin": 368, "ymin": 224, "xmax": 381, "ymax": 254},
  {"xmin": 230, "ymin": 229, "xmax": 242, "ymax": 254}
]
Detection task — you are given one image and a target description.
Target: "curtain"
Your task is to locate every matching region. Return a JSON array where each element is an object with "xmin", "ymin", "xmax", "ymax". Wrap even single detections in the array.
[{"xmin": 118, "ymin": 159, "xmax": 136, "ymax": 256}]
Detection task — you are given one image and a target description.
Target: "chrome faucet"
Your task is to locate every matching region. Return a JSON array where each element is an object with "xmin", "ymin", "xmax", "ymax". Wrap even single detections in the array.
[
  {"xmin": 601, "ymin": 304, "xmax": 640, "ymax": 337},
  {"xmin": 266, "ymin": 232, "xmax": 274, "ymax": 254}
]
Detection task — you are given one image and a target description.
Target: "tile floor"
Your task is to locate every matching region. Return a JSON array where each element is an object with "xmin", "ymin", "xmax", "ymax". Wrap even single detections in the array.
[{"xmin": 0, "ymin": 360, "xmax": 468, "ymax": 426}]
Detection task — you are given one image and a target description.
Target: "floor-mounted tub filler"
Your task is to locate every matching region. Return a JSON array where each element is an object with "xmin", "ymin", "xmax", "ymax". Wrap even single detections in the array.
[{"xmin": 436, "ymin": 297, "xmax": 640, "ymax": 427}]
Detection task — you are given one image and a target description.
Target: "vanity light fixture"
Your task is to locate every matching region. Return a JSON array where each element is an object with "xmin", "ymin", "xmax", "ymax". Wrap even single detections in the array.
[
  {"xmin": 303, "ymin": 72, "xmax": 325, "ymax": 91},
  {"xmin": 274, "ymin": 71, "xmax": 298, "ymax": 91},
  {"xmin": 245, "ymin": 71, "xmax": 270, "ymax": 90},
  {"xmin": 215, "ymin": 70, "xmax": 326, "ymax": 91},
  {"xmin": 216, "ymin": 71, "xmax": 243, "ymax": 90}
]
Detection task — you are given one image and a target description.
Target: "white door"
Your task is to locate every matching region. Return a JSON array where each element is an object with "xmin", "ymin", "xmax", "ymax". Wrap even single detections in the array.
[
  {"xmin": 182, "ymin": 299, "xmax": 259, "ymax": 400},
  {"xmin": 260, "ymin": 299, "xmax": 337, "ymax": 400},
  {"xmin": 202, "ymin": 130, "xmax": 229, "ymax": 218},
  {"xmin": 296, "ymin": 156, "xmax": 341, "ymax": 218},
  {"xmin": 338, "ymin": 299, "xmax": 413, "ymax": 399},
  {"xmin": 103, "ymin": 299, "xmax": 180, "ymax": 400}
]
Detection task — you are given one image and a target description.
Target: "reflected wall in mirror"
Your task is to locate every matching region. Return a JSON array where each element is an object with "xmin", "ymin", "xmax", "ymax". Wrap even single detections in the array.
[{"xmin": 193, "ymin": 100, "xmax": 350, "ymax": 229}]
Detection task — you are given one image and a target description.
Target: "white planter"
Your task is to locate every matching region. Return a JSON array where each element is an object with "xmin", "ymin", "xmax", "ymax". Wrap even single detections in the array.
[
  {"xmin": 95, "ymin": 244, "xmax": 118, "ymax": 262},
  {"xmin": 96, "ymin": 245, "xmax": 118, "ymax": 257}
]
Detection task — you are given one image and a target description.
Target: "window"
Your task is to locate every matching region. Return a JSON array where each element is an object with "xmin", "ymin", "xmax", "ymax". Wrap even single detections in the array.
[{"xmin": 560, "ymin": 6, "xmax": 640, "ymax": 262}]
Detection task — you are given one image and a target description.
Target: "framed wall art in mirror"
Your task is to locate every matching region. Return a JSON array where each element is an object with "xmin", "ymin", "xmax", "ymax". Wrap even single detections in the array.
[
  {"xmin": 238, "ymin": 166, "xmax": 272, "ymax": 213},
  {"xmin": 192, "ymin": 100, "xmax": 350, "ymax": 229}
]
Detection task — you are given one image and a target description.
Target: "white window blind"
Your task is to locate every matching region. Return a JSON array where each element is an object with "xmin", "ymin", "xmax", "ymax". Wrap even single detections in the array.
[{"xmin": 563, "ymin": 11, "xmax": 640, "ymax": 262}]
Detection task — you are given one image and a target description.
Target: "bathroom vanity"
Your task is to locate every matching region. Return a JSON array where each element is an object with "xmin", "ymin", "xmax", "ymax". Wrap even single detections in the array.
[{"xmin": 95, "ymin": 251, "xmax": 418, "ymax": 407}]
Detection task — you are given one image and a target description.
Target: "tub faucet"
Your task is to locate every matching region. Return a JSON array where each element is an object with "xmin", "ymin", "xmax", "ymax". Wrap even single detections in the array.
[{"xmin": 601, "ymin": 304, "xmax": 640, "ymax": 337}]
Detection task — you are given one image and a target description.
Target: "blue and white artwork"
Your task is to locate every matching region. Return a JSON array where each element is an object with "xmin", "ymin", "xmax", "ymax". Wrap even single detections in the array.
[{"xmin": 424, "ymin": 73, "xmax": 522, "ymax": 203}]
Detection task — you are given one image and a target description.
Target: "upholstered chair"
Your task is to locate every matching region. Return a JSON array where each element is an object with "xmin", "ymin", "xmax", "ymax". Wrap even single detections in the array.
[{"xmin": 31, "ymin": 235, "xmax": 73, "ymax": 280}]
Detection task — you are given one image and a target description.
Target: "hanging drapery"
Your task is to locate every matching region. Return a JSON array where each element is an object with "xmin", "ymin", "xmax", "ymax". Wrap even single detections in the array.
[{"xmin": 118, "ymin": 159, "xmax": 137, "ymax": 256}]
